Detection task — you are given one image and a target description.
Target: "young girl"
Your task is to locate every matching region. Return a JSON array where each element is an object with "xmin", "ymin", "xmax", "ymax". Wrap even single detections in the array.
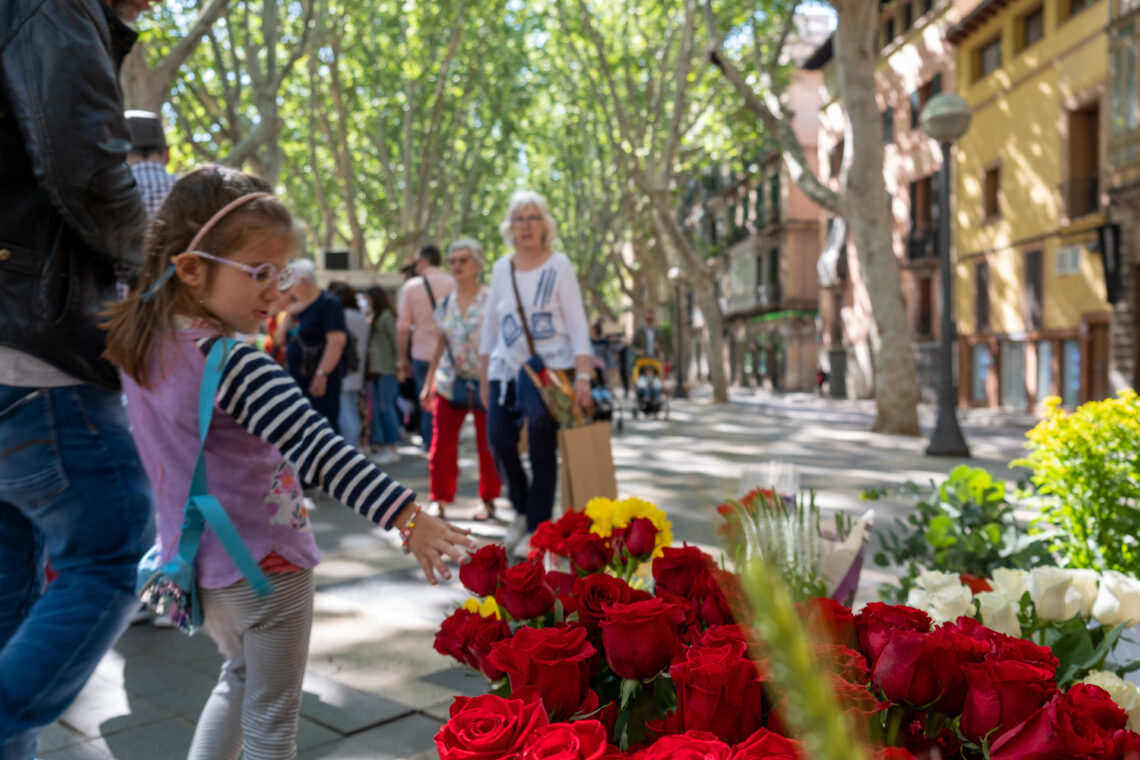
[{"xmin": 102, "ymin": 165, "xmax": 474, "ymax": 760}]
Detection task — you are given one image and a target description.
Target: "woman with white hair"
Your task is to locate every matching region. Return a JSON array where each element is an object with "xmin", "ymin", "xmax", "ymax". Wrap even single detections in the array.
[
  {"xmin": 478, "ymin": 191, "xmax": 593, "ymax": 557},
  {"xmin": 420, "ymin": 239, "xmax": 502, "ymax": 521},
  {"xmin": 282, "ymin": 258, "xmax": 347, "ymax": 425}
]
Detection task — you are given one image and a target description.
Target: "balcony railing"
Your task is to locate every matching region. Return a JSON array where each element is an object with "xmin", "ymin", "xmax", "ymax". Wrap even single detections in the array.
[
  {"xmin": 756, "ymin": 283, "xmax": 780, "ymax": 307},
  {"xmin": 907, "ymin": 230, "xmax": 936, "ymax": 261},
  {"xmin": 1059, "ymin": 175, "xmax": 1101, "ymax": 219}
]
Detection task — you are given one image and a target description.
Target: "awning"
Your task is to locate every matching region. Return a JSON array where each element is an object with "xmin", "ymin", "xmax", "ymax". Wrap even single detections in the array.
[{"xmin": 817, "ymin": 216, "xmax": 848, "ymax": 288}]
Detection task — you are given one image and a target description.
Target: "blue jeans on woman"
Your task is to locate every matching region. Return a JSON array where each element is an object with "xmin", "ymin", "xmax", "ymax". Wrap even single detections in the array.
[
  {"xmin": 369, "ymin": 375, "xmax": 401, "ymax": 446},
  {"xmin": 486, "ymin": 380, "xmax": 559, "ymax": 533},
  {"xmin": 0, "ymin": 385, "xmax": 154, "ymax": 759},
  {"xmin": 338, "ymin": 389, "xmax": 362, "ymax": 448}
]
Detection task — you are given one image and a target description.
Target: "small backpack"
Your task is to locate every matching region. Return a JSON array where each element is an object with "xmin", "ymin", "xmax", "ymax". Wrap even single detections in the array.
[{"xmin": 344, "ymin": 330, "xmax": 360, "ymax": 374}]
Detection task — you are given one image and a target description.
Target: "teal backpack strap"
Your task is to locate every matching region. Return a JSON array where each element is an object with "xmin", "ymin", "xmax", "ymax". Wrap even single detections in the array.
[{"xmin": 175, "ymin": 337, "xmax": 274, "ymax": 597}]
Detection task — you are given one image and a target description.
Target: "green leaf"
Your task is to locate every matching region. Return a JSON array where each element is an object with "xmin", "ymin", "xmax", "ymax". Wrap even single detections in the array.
[{"xmin": 620, "ymin": 678, "xmax": 642, "ymax": 710}]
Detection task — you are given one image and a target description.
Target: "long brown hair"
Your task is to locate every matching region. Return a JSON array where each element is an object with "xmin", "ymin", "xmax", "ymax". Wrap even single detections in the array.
[{"xmin": 103, "ymin": 165, "xmax": 294, "ymax": 386}]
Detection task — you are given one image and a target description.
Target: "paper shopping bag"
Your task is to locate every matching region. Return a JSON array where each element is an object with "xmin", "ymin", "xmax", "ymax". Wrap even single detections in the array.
[{"xmin": 558, "ymin": 421, "xmax": 617, "ymax": 513}]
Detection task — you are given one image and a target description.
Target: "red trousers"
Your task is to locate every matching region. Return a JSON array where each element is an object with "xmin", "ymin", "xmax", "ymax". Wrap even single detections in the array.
[{"xmin": 428, "ymin": 396, "xmax": 502, "ymax": 503}]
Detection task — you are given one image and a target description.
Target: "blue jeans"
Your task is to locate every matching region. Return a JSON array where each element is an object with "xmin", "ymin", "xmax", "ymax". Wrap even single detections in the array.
[
  {"xmin": 486, "ymin": 380, "xmax": 559, "ymax": 533},
  {"xmin": 0, "ymin": 385, "xmax": 154, "ymax": 759},
  {"xmin": 412, "ymin": 359, "xmax": 433, "ymax": 450},
  {"xmin": 369, "ymin": 375, "xmax": 401, "ymax": 446},
  {"xmin": 338, "ymin": 389, "xmax": 362, "ymax": 448}
]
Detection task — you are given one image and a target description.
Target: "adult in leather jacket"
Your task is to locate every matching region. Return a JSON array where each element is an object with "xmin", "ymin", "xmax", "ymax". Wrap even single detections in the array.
[
  {"xmin": 0, "ymin": 0, "xmax": 149, "ymax": 390},
  {"xmin": 0, "ymin": 0, "xmax": 158, "ymax": 756}
]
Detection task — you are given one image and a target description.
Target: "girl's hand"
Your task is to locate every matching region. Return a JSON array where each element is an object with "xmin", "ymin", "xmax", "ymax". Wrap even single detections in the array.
[
  {"xmin": 572, "ymin": 377, "xmax": 592, "ymax": 415},
  {"xmin": 406, "ymin": 512, "xmax": 476, "ymax": 585}
]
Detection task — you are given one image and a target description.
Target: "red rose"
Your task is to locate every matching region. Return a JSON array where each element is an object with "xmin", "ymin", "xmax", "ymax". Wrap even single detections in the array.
[
  {"xmin": 495, "ymin": 561, "xmax": 557, "ymax": 620},
  {"xmin": 960, "ymin": 573, "xmax": 993, "ymax": 594},
  {"xmin": 875, "ymin": 749, "xmax": 917, "ymax": 760},
  {"xmin": 639, "ymin": 731, "xmax": 730, "ymax": 760},
  {"xmin": 573, "ymin": 573, "xmax": 642, "ymax": 631},
  {"xmin": 831, "ymin": 674, "xmax": 890, "ymax": 726},
  {"xmin": 655, "ymin": 589, "xmax": 703, "ymax": 643},
  {"xmin": 546, "ymin": 570, "xmax": 578, "ymax": 596},
  {"xmin": 990, "ymin": 684, "xmax": 1127, "ymax": 760},
  {"xmin": 814, "ymin": 644, "xmax": 871, "ymax": 685},
  {"xmin": 853, "ymin": 602, "xmax": 932, "ymax": 665},
  {"xmin": 533, "ymin": 512, "xmax": 595, "ymax": 556},
  {"xmin": 564, "ymin": 532, "xmax": 614, "ymax": 574},
  {"xmin": 602, "ymin": 597, "xmax": 685, "ymax": 680},
  {"xmin": 653, "ymin": 545, "xmax": 715, "ymax": 597},
  {"xmin": 729, "ymin": 728, "xmax": 804, "ymax": 760},
  {"xmin": 990, "ymin": 634, "xmax": 1060, "ymax": 672},
  {"xmin": 434, "ymin": 608, "xmax": 512, "ymax": 681},
  {"xmin": 487, "ymin": 625, "xmax": 596, "ymax": 720},
  {"xmin": 459, "ymin": 545, "xmax": 508, "ymax": 597},
  {"xmin": 692, "ymin": 568, "xmax": 740, "ymax": 627},
  {"xmin": 959, "ymin": 659, "xmax": 1058, "ymax": 745},
  {"xmin": 870, "ymin": 630, "xmax": 962, "ymax": 710},
  {"xmin": 623, "ymin": 517, "xmax": 659, "ymax": 558},
  {"xmin": 669, "ymin": 636, "xmax": 768, "ymax": 744},
  {"xmin": 522, "ymin": 720, "xmax": 609, "ymax": 760},
  {"xmin": 435, "ymin": 693, "xmax": 549, "ymax": 760},
  {"xmin": 798, "ymin": 597, "xmax": 856, "ymax": 648}
]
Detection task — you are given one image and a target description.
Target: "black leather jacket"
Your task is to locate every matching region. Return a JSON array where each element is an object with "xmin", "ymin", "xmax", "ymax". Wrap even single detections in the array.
[{"xmin": 0, "ymin": 0, "xmax": 148, "ymax": 390}]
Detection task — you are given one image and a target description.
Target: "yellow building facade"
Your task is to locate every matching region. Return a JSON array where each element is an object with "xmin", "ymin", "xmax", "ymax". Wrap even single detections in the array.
[{"xmin": 949, "ymin": 0, "xmax": 1113, "ymax": 410}]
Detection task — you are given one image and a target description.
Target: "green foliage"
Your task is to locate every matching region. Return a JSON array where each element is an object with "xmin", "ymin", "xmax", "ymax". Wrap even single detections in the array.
[
  {"xmin": 870, "ymin": 466, "xmax": 1054, "ymax": 604},
  {"xmin": 1013, "ymin": 390, "xmax": 1140, "ymax": 575}
]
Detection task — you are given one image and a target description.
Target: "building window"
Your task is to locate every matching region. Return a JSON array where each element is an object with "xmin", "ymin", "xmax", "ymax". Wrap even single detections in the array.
[
  {"xmin": 1001, "ymin": 341, "xmax": 1028, "ymax": 410},
  {"xmin": 1111, "ymin": 27, "xmax": 1139, "ymax": 167},
  {"xmin": 1055, "ymin": 244, "xmax": 1082, "ymax": 275},
  {"xmin": 768, "ymin": 174, "xmax": 780, "ymax": 225},
  {"xmin": 1025, "ymin": 249, "xmax": 1043, "ymax": 329},
  {"xmin": 916, "ymin": 276, "xmax": 933, "ymax": 338},
  {"xmin": 1065, "ymin": 103, "xmax": 1101, "ymax": 218},
  {"xmin": 908, "ymin": 173, "xmax": 939, "ymax": 259},
  {"xmin": 910, "ymin": 74, "xmax": 943, "ymax": 129},
  {"xmin": 1037, "ymin": 339, "xmax": 1054, "ymax": 401},
  {"xmin": 972, "ymin": 344, "xmax": 992, "ymax": 403},
  {"xmin": 879, "ymin": 21, "xmax": 892, "ymax": 51},
  {"xmin": 829, "ymin": 139, "xmax": 845, "ymax": 180},
  {"xmin": 1061, "ymin": 338, "xmax": 1081, "ymax": 405},
  {"xmin": 883, "ymin": 107, "xmax": 894, "ymax": 143},
  {"xmin": 976, "ymin": 260, "xmax": 990, "ymax": 332},
  {"xmin": 914, "ymin": 0, "xmax": 930, "ymax": 16},
  {"xmin": 975, "ymin": 35, "xmax": 1003, "ymax": 81},
  {"xmin": 1018, "ymin": 5, "xmax": 1045, "ymax": 52},
  {"xmin": 901, "ymin": 2, "xmax": 913, "ymax": 32},
  {"xmin": 1062, "ymin": 0, "xmax": 1095, "ymax": 21},
  {"xmin": 983, "ymin": 165, "xmax": 1001, "ymax": 220}
]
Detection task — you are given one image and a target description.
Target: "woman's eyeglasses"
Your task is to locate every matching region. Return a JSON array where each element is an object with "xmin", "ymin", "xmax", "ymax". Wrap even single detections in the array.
[
  {"xmin": 185, "ymin": 250, "xmax": 296, "ymax": 291},
  {"xmin": 510, "ymin": 214, "xmax": 544, "ymax": 226},
  {"xmin": 447, "ymin": 256, "xmax": 473, "ymax": 266}
]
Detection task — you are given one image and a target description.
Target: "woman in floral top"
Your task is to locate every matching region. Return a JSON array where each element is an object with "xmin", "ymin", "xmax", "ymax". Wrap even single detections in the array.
[{"xmin": 420, "ymin": 238, "xmax": 503, "ymax": 520}]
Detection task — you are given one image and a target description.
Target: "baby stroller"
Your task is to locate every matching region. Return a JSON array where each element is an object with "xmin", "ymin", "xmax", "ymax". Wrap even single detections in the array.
[
  {"xmin": 589, "ymin": 356, "xmax": 623, "ymax": 431},
  {"xmin": 631, "ymin": 357, "xmax": 669, "ymax": 419}
]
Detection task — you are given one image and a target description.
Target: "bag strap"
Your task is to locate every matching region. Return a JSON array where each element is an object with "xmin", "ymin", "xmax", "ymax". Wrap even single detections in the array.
[
  {"xmin": 509, "ymin": 260, "xmax": 537, "ymax": 357},
  {"xmin": 176, "ymin": 337, "xmax": 274, "ymax": 597},
  {"xmin": 438, "ymin": 293, "xmax": 460, "ymax": 370},
  {"xmin": 422, "ymin": 276, "xmax": 437, "ymax": 310}
]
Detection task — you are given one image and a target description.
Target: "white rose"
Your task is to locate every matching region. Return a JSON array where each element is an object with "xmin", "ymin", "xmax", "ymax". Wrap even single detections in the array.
[
  {"xmin": 928, "ymin": 583, "xmax": 976, "ymax": 624},
  {"xmin": 1080, "ymin": 670, "xmax": 1140, "ymax": 731},
  {"xmin": 990, "ymin": 568, "xmax": 1030, "ymax": 599},
  {"xmin": 1070, "ymin": 569, "xmax": 1101, "ymax": 619},
  {"xmin": 1092, "ymin": 571, "xmax": 1140, "ymax": 627},
  {"xmin": 906, "ymin": 587, "xmax": 932, "ymax": 612},
  {"xmin": 918, "ymin": 569, "xmax": 964, "ymax": 593},
  {"xmin": 1030, "ymin": 567, "xmax": 1082, "ymax": 622},
  {"xmin": 975, "ymin": 591, "xmax": 1022, "ymax": 637}
]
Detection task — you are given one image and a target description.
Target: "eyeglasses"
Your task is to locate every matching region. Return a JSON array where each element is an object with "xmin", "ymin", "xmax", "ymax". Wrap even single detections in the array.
[
  {"xmin": 447, "ymin": 256, "xmax": 474, "ymax": 266},
  {"xmin": 511, "ymin": 214, "xmax": 544, "ymax": 226},
  {"xmin": 185, "ymin": 250, "xmax": 296, "ymax": 291}
]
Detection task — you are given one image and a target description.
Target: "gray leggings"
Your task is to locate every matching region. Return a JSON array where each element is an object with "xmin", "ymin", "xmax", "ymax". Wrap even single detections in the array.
[{"xmin": 188, "ymin": 569, "xmax": 314, "ymax": 760}]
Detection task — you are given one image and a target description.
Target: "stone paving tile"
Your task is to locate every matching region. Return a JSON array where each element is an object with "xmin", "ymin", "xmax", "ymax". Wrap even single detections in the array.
[
  {"xmin": 301, "ymin": 671, "xmax": 415, "ymax": 735},
  {"xmin": 39, "ymin": 740, "xmax": 113, "ymax": 760},
  {"xmin": 57, "ymin": 676, "xmax": 176, "ymax": 739},
  {"xmin": 298, "ymin": 716, "xmax": 344, "ymax": 752},
  {"xmin": 419, "ymin": 667, "xmax": 490, "ymax": 698},
  {"xmin": 37, "ymin": 723, "xmax": 87, "ymax": 753},
  {"xmin": 296, "ymin": 714, "xmax": 443, "ymax": 760},
  {"xmin": 95, "ymin": 716, "xmax": 197, "ymax": 759}
]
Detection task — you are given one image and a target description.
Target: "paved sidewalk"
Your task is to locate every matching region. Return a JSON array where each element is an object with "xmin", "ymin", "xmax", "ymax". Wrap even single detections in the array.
[{"xmin": 40, "ymin": 393, "xmax": 1038, "ymax": 759}]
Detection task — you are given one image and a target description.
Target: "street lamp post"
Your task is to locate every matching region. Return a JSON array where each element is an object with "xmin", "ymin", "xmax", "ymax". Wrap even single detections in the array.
[
  {"xmin": 920, "ymin": 93, "xmax": 972, "ymax": 457},
  {"xmin": 667, "ymin": 266, "xmax": 688, "ymax": 399}
]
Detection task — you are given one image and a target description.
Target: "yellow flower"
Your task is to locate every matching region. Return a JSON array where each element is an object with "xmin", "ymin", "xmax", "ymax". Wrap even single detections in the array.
[
  {"xmin": 585, "ymin": 497, "xmax": 619, "ymax": 538},
  {"xmin": 462, "ymin": 595, "xmax": 502, "ymax": 620},
  {"xmin": 614, "ymin": 496, "xmax": 674, "ymax": 558}
]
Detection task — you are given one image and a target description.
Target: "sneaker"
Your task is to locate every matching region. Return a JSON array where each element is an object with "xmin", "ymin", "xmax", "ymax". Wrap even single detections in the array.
[
  {"xmin": 512, "ymin": 532, "xmax": 534, "ymax": 560},
  {"xmin": 371, "ymin": 449, "xmax": 399, "ymax": 466},
  {"xmin": 501, "ymin": 514, "xmax": 527, "ymax": 553}
]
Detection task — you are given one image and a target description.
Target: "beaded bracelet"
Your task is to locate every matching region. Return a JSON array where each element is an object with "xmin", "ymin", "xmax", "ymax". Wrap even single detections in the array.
[{"xmin": 399, "ymin": 504, "xmax": 424, "ymax": 555}]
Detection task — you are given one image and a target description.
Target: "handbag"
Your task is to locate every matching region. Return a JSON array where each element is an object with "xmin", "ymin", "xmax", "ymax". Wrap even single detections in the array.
[
  {"xmin": 509, "ymin": 261, "xmax": 554, "ymax": 425},
  {"xmin": 438, "ymin": 293, "xmax": 484, "ymax": 412},
  {"xmin": 135, "ymin": 337, "xmax": 275, "ymax": 635}
]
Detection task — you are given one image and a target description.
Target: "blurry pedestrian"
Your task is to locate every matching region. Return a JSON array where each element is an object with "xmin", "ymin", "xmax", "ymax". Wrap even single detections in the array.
[
  {"xmin": 282, "ymin": 260, "xmax": 347, "ymax": 426},
  {"xmin": 0, "ymin": 0, "xmax": 159, "ymax": 755},
  {"xmin": 124, "ymin": 109, "xmax": 176, "ymax": 217},
  {"xmin": 420, "ymin": 239, "xmax": 501, "ymax": 521},
  {"xmin": 396, "ymin": 244, "xmax": 455, "ymax": 449},
  {"xmin": 329, "ymin": 281, "xmax": 370, "ymax": 448},
  {"xmin": 479, "ymin": 191, "xmax": 593, "ymax": 557},
  {"xmin": 366, "ymin": 286, "xmax": 401, "ymax": 465}
]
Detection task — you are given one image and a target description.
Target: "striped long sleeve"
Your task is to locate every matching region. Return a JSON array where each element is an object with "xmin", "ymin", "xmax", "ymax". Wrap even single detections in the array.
[{"xmin": 202, "ymin": 338, "xmax": 415, "ymax": 529}]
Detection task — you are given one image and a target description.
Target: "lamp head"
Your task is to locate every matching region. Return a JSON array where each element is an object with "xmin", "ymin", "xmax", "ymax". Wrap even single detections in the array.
[{"xmin": 920, "ymin": 93, "xmax": 972, "ymax": 144}]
